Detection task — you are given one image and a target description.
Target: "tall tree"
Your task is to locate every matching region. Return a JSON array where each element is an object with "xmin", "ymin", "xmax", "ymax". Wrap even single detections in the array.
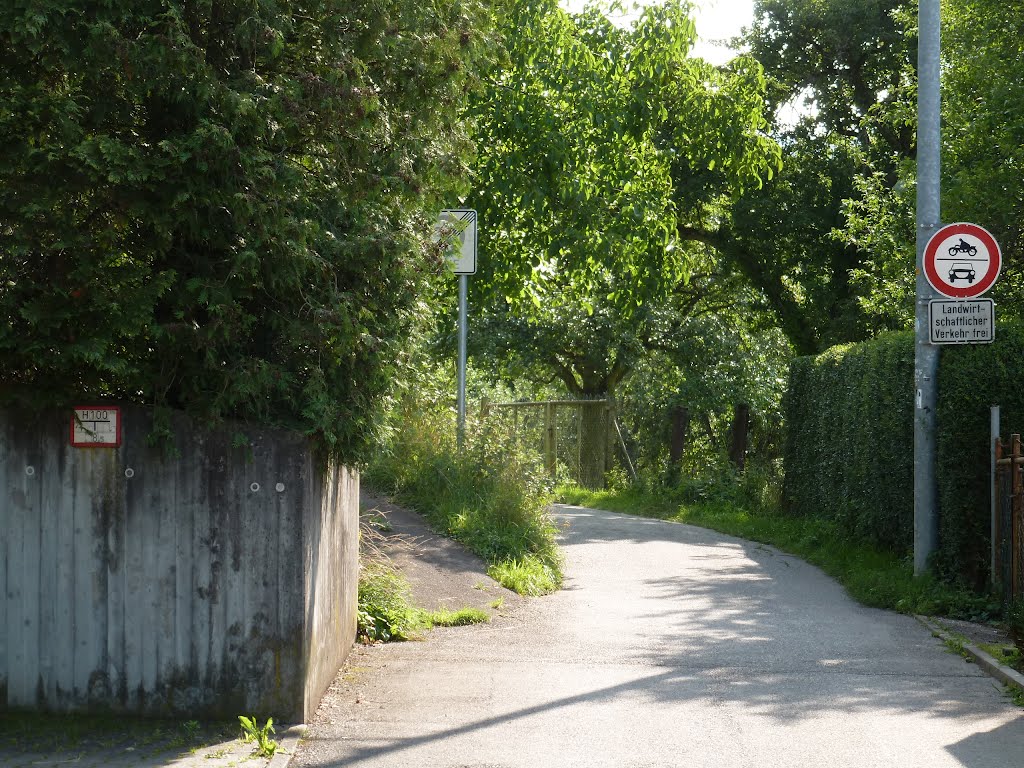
[
  {"xmin": 717, "ymin": 0, "xmax": 917, "ymax": 352},
  {"xmin": 463, "ymin": 0, "xmax": 782, "ymax": 484},
  {"xmin": 467, "ymin": 0, "xmax": 780, "ymax": 394}
]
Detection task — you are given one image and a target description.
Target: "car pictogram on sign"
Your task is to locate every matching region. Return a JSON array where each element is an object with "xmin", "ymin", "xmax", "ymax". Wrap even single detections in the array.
[{"xmin": 948, "ymin": 263, "xmax": 975, "ymax": 283}]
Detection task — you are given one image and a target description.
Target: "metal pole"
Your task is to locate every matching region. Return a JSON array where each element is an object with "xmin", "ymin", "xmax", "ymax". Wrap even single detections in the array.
[
  {"xmin": 457, "ymin": 274, "xmax": 468, "ymax": 449},
  {"xmin": 914, "ymin": 0, "xmax": 942, "ymax": 575},
  {"xmin": 991, "ymin": 405, "xmax": 1001, "ymax": 587}
]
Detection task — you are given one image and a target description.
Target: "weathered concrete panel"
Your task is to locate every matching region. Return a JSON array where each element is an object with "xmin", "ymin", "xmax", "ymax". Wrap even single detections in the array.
[{"xmin": 0, "ymin": 405, "xmax": 357, "ymax": 721}]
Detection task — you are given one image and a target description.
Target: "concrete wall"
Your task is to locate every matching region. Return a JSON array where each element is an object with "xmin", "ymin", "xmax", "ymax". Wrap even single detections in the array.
[{"xmin": 0, "ymin": 405, "xmax": 358, "ymax": 721}]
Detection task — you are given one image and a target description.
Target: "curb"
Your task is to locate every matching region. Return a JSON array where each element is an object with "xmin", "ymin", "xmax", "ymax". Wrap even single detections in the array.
[
  {"xmin": 916, "ymin": 615, "xmax": 1024, "ymax": 692},
  {"xmin": 269, "ymin": 724, "xmax": 307, "ymax": 768}
]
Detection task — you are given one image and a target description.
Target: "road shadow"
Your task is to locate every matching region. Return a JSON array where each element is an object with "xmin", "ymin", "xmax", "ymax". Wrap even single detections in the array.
[{"xmin": 298, "ymin": 503, "xmax": 1024, "ymax": 767}]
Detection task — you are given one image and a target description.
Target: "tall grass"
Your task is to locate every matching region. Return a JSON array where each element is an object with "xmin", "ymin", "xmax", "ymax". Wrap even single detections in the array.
[{"xmin": 366, "ymin": 406, "xmax": 562, "ymax": 595}]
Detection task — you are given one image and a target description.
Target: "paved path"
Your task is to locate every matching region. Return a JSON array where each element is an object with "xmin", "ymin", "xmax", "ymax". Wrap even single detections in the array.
[{"xmin": 295, "ymin": 505, "xmax": 1024, "ymax": 768}]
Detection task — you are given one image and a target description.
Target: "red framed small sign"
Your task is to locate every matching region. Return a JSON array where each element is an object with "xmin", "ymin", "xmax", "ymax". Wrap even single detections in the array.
[{"xmin": 70, "ymin": 406, "xmax": 122, "ymax": 448}]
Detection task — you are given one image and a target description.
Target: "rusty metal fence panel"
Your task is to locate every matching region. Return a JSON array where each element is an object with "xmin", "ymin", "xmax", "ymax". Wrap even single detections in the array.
[{"xmin": 994, "ymin": 433, "xmax": 1024, "ymax": 600}]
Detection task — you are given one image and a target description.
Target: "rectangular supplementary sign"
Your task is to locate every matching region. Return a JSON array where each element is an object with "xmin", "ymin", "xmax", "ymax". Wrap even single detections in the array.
[
  {"xmin": 438, "ymin": 209, "xmax": 477, "ymax": 275},
  {"xmin": 929, "ymin": 299, "xmax": 994, "ymax": 344},
  {"xmin": 70, "ymin": 406, "xmax": 122, "ymax": 447}
]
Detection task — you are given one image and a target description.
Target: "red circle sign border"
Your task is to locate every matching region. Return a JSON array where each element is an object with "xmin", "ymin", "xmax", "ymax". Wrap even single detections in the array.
[{"xmin": 923, "ymin": 222, "xmax": 1001, "ymax": 298}]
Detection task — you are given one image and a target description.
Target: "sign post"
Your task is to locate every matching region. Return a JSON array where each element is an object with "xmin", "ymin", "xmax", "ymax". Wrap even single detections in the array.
[
  {"xmin": 439, "ymin": 209, "xmax": 477, "ymax": 448},
  {"xmin": 914, "ymin": 0, "xmax": 942, "ymax": 575}
]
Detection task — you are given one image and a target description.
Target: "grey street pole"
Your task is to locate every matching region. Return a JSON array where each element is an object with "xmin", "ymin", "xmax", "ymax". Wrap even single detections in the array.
[
  {"xmin": 914, "ymin": 0, "xmax": 941, "ymax": 575},
  {"xmin": 457, "ymin": 273, "xmax": 468, "ymax": 449}
]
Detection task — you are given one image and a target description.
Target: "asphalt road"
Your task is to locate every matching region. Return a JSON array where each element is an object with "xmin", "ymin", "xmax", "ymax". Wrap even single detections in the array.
[{"xmin": 294, "ymin": 505, "xmax": 1024, "ymax": 768}]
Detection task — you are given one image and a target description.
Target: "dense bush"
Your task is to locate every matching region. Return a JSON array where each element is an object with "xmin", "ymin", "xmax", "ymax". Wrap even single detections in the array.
[
  {"xmin": 782, "ymin": 332, "xmax": 915, "ymax": 550},
  {"xmin": 935, "ymin": 322, "xmax": 1024, "ymax": 587},
  {"xmin": 0, "ymin": 0, "xmax": 490, "ymax": 461},
  {"xmin": 783, "ymin": 322, "xmax": 1024, "ymax": 588}
]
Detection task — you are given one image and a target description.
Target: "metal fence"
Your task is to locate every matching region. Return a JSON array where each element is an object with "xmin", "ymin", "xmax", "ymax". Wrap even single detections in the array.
[
  {"xmin": 995, "ymin": 432, "xmax": 1024, "ymax": 600},
  {"xmin": 481, "ymin": 399, "xmax": 626, "ymax": 489}
]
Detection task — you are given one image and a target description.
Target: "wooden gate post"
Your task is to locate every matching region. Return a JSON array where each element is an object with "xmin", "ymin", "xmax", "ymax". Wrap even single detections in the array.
[{"xmin": 995, "ymin": 435, "xmax": 1004, "ymax": 591}]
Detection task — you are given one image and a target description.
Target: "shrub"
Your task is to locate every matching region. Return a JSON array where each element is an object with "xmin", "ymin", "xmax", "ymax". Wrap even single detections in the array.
[
  {"xmin": 357, "ymin": 561, "xmax": 425, "ymax": 643},
  {"xmin": 782, "ymin": 332, "xmax": 914, "ymax": 551},
  {"xmin": 0, "ymin": 1, "xmax": 489, "ymax": 462},
  {"xmin": 935, "ymin": 322, "xmax": 1024, "ymax": 587}
]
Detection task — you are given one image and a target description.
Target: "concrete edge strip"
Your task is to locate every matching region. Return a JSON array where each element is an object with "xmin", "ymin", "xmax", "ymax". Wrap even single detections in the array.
[
  {"xmin": 915, "ymin": 615, "xmax": 1024, "ymax": 691},
  {"xmin": 269, "ymin": 724, "xmax": 308, "ymax": 768}
]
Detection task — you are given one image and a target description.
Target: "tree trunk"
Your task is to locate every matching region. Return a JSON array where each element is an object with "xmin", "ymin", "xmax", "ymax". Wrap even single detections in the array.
[
  {"xmin": 578, "ymin": 400, "xmax": 608, "ymax": 489},
  {"xmin": 669, "ymin": 406, "xmax": 689, "ymax": 466},
  {"xmin": 729, "ymin": 403, "xmax": 750, "ymax": 472}
]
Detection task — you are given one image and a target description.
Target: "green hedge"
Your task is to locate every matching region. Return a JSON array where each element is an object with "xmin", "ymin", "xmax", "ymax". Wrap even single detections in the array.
[
  {"xmin": 782, "ymin": 332, "xmax": 915, "ymax": 549},
  {"xmin": 936, "ymin": 323, "xmax": 1024, "ymax": 586},
  {"xmin": 783, "ymin": 322, "xmax": 1024, "ymax": 588}
]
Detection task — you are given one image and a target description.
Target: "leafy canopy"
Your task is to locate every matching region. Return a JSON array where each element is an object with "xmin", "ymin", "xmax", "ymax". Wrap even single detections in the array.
[
  {"xmin": 464, "ymin": 0, "xmax": 781, "ymax": 400},
  {"xmin": 0, "ymin": 0, "xmax": 491, "ymax": 460}
]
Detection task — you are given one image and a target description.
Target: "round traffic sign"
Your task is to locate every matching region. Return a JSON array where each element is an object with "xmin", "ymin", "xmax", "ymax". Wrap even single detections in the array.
[{"xmin": 923, "ymin": 223, "xmax": 1001, "ymax": 298}]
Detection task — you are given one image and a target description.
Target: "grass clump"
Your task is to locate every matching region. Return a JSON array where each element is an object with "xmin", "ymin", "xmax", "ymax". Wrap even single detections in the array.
[
  {"xmin": 427, "ymin": 607, "xmax": 490, "ymax": 626},
  {"xmin": 557, "ymin": 481, "xmax": 998, "ymax": 621},
  {"xmin": 237, "ymin": 715, "xmax": 277, "ymax": 758},
  {"xmin": 357, "ymin": 561, "xmax": 426, "ymax": 642},
  {"xmin": 357, "ymin": 558, "xmax": 491, "ymax": 643},
  {"xmin": 366, "ymin": 407, "xmax": 562, "ymax": 595}
]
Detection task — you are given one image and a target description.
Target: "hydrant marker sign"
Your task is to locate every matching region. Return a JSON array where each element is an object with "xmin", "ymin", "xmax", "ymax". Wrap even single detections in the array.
[{"xmin": 70, "ymin": 406, "xmax": 122, "ymax": 447}]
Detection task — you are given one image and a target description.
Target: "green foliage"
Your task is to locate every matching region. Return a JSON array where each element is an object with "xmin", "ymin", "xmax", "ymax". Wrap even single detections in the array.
[
  {"xmin": 0, "ymin": 0, "xmax": 491, "ymax": 461},
  {"xmin": 782, "ymin": 331, "xmax": 915, "ymax": 551},
  {"xmin": 558, "ymin": 484, "xmax": 997, "ymax": 620},
  {"xmin": 735, "ymin": 1, "xmax": 917, "ymax": 353},
  {"xmin": 464, "ymin": 0, "xmax": 781, "ymax": 403},
  {"xmin": 753, "ymin": 0, "xmax": 1024, "ymax": 339},
  {"xmin": 941, "ymin": 0, "xmax": 1024, "ymax": 314},
  {"xmin": 1008, "ymin": 599, "xmax": 1024, "ymax": 655},
  {"xmin": 366, "ymin": 404, "xmax": 563, "ymax": 595},
  {"xmin": 487, "ymin": 557, "xmax": 559, "ymax": 597},
  {"xmin": 357, "ymin": 561, "xmax": 426, "ymax": 643},
  {"xmin": 237, "ymin": 715, "xmax": 276, "ymax": 758},
  {"xmin": 357, "ymin": 557, "xmax": 490, "ymax": 642},
  {"xmin": 782, "ymin": 321, "xmax": 1024, "ymax": 589},
  {"xmin": 427, "ymin": 607, "xmax": 490, "ymax": 627},
  {"xmin": 934, "ymin": 322, "xmax": 1024, "ymax": 587}
]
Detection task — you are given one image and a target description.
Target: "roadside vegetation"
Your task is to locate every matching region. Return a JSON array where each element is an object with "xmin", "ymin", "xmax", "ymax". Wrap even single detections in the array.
[
  {"xmin": 357, "ymin": 559, "xmax": 491, "ymax": 643},
  {"xmin": 365, "ymin": 399, "xmax": 562, "ymax": 597}
]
